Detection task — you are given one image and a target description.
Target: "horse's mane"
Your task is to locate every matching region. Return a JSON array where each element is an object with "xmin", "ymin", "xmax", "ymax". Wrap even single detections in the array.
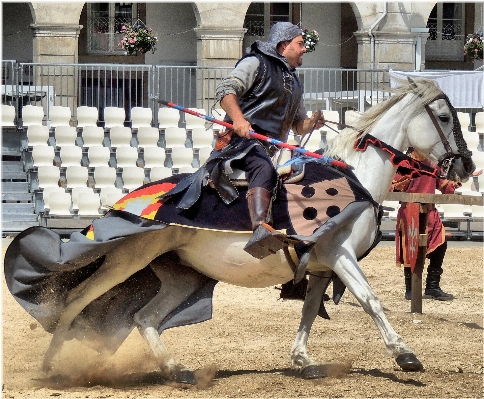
[{"xmin": 325, "ymin": 78, "xmax": 444, "ymax": 159}]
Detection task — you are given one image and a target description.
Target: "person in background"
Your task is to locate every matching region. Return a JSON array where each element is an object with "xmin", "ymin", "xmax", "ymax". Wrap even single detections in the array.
[{"xmin": 393, "ymin": 148, "xmax": 458, "ymax": 301}]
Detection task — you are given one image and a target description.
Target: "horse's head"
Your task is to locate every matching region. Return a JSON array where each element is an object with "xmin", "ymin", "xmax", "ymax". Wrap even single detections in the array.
[{"xmin": 404, "ymin": 77, "xmax": 475, "ymax": 182}]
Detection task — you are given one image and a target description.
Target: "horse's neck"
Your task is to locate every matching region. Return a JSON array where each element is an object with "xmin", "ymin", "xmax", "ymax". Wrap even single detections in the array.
[{"xmin": 342, "ymin": 100, "xmax": 411, "ymax": 204}]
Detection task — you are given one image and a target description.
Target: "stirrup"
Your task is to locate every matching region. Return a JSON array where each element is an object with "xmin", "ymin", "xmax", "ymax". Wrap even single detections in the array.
[{"xmin": 244, "ymin": 223, "xmax": 288, "ymax": 259}]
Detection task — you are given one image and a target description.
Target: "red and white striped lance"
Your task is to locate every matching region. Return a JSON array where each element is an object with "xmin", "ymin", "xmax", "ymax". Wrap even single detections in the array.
[{"xmin": 157, "ymin": 99, "xmax": 349, "ymax": 170}]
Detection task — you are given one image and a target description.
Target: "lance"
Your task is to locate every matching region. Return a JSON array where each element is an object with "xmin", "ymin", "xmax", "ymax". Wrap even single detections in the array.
[{"xmin": 157, "ymin": 99, "xmax": 349, "ymax": 169}]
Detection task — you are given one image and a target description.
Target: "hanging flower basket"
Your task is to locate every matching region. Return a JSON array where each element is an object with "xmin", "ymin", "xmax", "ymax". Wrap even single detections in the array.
[
  {"xmin": 302, "ymin": 28, "xmax": 319, "ymax": 53},
  {"xmin": 118, "ymin": 24, "xmax": 158, "ymax": 55},
  {"xmin": 463, "ymin": 33, "xmax": 483, "ymax": 63}
]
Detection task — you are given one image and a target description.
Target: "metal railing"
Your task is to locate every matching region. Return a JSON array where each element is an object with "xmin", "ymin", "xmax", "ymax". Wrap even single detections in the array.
[
  {"xmin": 1, "ymin": 61, "xmax": 392, "ymax": 128},
  {"xmin": 1, "ymin": 61, "xmax": 481, "ymax": 129}
]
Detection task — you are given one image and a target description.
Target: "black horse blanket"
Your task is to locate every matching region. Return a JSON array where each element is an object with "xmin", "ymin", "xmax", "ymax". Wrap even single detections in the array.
[{"xmin": 4, "ymin": 161, "xmax": 375, "ymax": 354}]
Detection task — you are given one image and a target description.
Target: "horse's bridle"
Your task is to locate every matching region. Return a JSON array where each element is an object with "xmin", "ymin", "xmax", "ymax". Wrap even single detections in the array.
[{"xmin": 423, "ymin": 93, "xmax": 459, "ymax": 178}]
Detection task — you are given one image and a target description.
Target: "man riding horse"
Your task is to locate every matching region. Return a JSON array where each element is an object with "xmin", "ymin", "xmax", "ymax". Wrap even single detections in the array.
[{"xmin": 215, "ymin": 22, "xmax": 324, "ymax": 250}]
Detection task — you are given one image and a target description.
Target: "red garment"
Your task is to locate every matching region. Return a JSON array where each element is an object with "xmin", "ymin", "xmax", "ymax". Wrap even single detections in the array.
[{"xmin": 393, "ymin": 163, "xmax": 455, "ymax": 267}]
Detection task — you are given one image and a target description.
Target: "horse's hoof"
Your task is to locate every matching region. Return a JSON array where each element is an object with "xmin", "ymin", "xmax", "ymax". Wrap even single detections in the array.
[
  {"xmin": 42, "ymin": 360, "xmax": 52, "ymax": 374},
  {"xmin": 300, "ymin": 365, "xmax": 327, "ymax": 379},
  {"xmin": 174, "ymin": 369, "xmax": 197, "ymax": 385},
  {"xmin": 396, "ymin": 353, "xmax": 423, "ymax": 371}
]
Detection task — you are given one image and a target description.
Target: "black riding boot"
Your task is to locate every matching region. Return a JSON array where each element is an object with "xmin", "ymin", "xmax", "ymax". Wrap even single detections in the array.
[
  {"xmin": 244, "ymin": 187, "xmax": 286, "ymax": 258},
  {"xmin": 404, "ymin": 267, "xmax": 412, "ymax": 300},
  {"xmin": 424, "ymin": 242, "xmax": 453, "ymax": 301}
]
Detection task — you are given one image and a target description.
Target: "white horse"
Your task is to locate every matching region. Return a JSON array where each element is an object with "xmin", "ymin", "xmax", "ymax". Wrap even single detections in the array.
[{"xmin": 4, "ymin": 78, "xmax": 475, "ymax": 384}]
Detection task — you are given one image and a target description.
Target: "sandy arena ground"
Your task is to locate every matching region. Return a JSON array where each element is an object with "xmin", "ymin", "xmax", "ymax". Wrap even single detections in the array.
[{"xmin": 2, "ymin": 237, "xmax": 483, "ymax": 398}]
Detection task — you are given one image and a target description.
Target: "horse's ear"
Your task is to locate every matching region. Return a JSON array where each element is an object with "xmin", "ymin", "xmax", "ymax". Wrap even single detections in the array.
[{"xmin": 407, "ymin": 76, "xmax": 418, "ymax": 90}]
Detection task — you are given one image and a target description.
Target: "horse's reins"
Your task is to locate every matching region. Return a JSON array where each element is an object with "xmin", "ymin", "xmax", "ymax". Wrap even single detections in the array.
[
  {"xmin": 423, "ymin": 93, "xmax": 458, "ymax": 178},
  {"xmin": 318, "ymin": 91, "xmax": 461, "ymax": 179}
]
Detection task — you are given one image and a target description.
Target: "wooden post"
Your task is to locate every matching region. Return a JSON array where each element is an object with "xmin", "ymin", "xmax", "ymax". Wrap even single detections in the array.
[{"xmin": 411, "ymin": 204, "xmax": 430, "ymax": 313}]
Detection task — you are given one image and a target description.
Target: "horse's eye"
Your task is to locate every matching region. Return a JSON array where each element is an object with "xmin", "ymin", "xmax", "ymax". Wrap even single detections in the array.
[{"xmin": 439, "ymin": 115, "xmax": 450, "ymax": 123}]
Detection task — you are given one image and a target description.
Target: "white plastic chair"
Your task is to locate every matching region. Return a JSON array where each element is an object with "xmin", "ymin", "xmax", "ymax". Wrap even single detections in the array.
[
  {"xmin": 197, "ymin": 147, "xmax": 212, "ymax": 166},
  {"xmin": 103, "ymin": 106, "xmax": 125, "ymax": 129},
  {"xmin": 93, "ymin": 166, "xmax": 118, "ymax": 189},
  {"xmin": 115, "ymin": 146, "xmax": 139, "ymax": 168},
  {"xmin": 48, "ymin": 191, "xmax": 72, "ymax": 216},
  {"xmin": 440, "ymin": 203, "xmax": 467, "ymax": 219},
  {"xmin": 461, "ymin": 191, "xmax": 482, "ymax": 216},
  {"xmin": 471, "ymin": 205, "xmax": 484, "ymax": 218},
  {"xmin": 82, "ymin": 126, "xmax": 105, "ymax": 147},
  {"xmin": 122, "ymin": 166, "xmax": 146, "ymax": 191},
  {"xmin": 131, "ymin": 107, "xmax": 152, "ymax": 129},
  {"xmin": 106, "ymin": 191, "xmax": 125, "ymax": 208},
  {"xmin": 76, "ymin": 106, "xmax": 98, "ymax": 128},
  {"xmin": 31, "ymin": 145, "xmax": 55, "ymax": 168},
  {"xmin": 1, "ymin": 104, "xmax": 16, "ymax": 127},
  {"xmin": 212, "ymin": 108, "xmax": 226, "ymax": 121},
  {"xmin": 27, "ymin": 125, "xmax": 50, "ymax": 147},
  {"xmin": 22, "ymin": 105, "xmax": 44, "ymax": 127},
  {"xmin": 211, "ymin": 108, "xmax": 226, "ymax": 134},
  {"xmin": 100, "ymin": 186, "xmax": 124, "ymax": 210},
  {"xmin": 164, "ymin": 127, "xmax": 187, "ymax": 148},
  {"xmin": 41, "ymin": 186, "xmax": 65, "ymax": 212},
  {"xmin": 323, "ymin": 110, "xmax": 341, "ymax": 126},
  {"xmin": 191, "ymin": 128, "xmax": 215, "ymax": 149},
  {"xmin": 477, "ymin": 173, "xmax": 484, "ymax": 194},
  {"xmin": 158, "ymin": 107, "xmax": 180, "ymax": 129},
  {"xmin": 87, "ymin": 145, "xmax": 111, "ymax": 167},
  {"xmin": 382, "ymin": 200, "xmax": 400, "ymax": 218},
  {"xmin": 49, "ymin": 105, "xmax": 71, "ymax": 128},
  {"xmin": 54, "ymin": 126, "xmax": 78, "ymax": 148},
  {"xmin": 109, "ymin": 126, "xmax": 133, "ymax": 148},
  {"xmin": 476, "ymin": 112, "xmax": 484, "ymax": 132},
  {"xmin": 150, "ymin": 167, "xmax": 173, "ymax": 181},
  {"xmin": 462, "ymin": 130, "xmax": 479, "ymax": 151},
  {"xmin": 177, "ymin": 167, "xmax": 198, "ymax": 174},
  {"xmin": 457, "ymin": 112, "xmax": 470, "ymax": 129},
  {"xmin": 37, "ymin": 165, "xmax": 60, "ymax": 189},
  {"xmin": 65, "ymin": 165, "xmax": 89, "ymax": 188},
  {"xmin": 323, "ymin": 129, "xmax": 339, "ymax": 147},
  {"xmin": 59, "ymin": 146, "xmax": 83, "ymax": 167},
  {"xmin": 345, "ymin": 110, "xmax": 361, "ymax": 126},
  {"xmin": 137, "ymin": 126, "xmax": 160, "ymax": 148},
  {"xmin": 300, "ymin": 131, "xmax": 322, "ymax": 151},
  {"xmin": 184, "ymin": 108, "xmax": 207, "ymax": 130},
  {"xmin": 143, "ymin": 146, "xmax": 166, "ymax": 168},
  {"xmin": 77, "ymin": 191, "xmax": 101, "ymax": 217},
  {"xmin": 71, "ymin": 186, "xmax": 94, "ymax": 211},
  {"xmin": 171, "ymin": 147, "xmax": 194, "ymax": 169}
]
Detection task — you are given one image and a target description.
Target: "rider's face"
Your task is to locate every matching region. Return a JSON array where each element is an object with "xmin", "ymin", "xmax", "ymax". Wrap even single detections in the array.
[{"xmin": 281, "ymin": 35, "xmax": 306, "ymax": 69}]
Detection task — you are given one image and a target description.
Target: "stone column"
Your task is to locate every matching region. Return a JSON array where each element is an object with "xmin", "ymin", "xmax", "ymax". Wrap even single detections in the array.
[
  {"xmin": 192, "ymin": 2, "xmax": 249, "ymax": 108},
  {"xmin": 194, "ymin": 27, "xmax": 246, "ymax": 108},
  {"xmin": 30, "ymin": 24, "xmax": 82, "ymax": 114}
]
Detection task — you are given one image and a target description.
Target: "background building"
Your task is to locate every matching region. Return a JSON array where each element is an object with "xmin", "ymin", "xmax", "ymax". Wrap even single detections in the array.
[{"xmin": 3, "ymin": 2, "xmax": 483, "ymax": 71}]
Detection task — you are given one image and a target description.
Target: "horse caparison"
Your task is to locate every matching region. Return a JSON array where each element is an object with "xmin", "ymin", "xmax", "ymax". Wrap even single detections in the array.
[{"xmin": 4, "ymin": 78, "xmax": 475, "ymax": 384}]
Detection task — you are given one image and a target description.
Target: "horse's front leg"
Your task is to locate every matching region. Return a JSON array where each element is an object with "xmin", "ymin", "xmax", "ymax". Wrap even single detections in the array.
[
  {"xmin": 331, "ymin": 254, "xmax": 423, "ymax": 371},
  {"xmin": 291, "ymin": 271, "xmax": 332, "ymax": 379}
]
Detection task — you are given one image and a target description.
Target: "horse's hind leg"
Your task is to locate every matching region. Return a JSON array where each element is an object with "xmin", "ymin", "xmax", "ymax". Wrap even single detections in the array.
[
  {"xmin": 291, "ymin": 271, "xmax": 332, "ymax": 379},
  {"xmin": 134, "ymin": 254, "xmax": 213, "ymax": 385},
  {"xmin": 43, "ymin": 229, "xmax": 186, "ymax": 372}
]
